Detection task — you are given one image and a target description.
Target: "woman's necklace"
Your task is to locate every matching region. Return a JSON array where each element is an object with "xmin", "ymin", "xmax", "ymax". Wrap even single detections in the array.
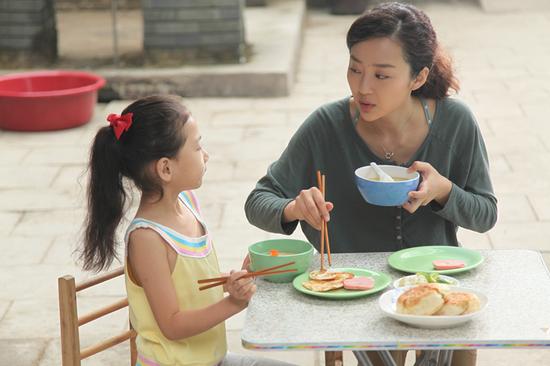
[
  {"xmin": 376, "ymin": 104, "xmax": 416, "ymax": 162},
  {"xmin": 380, "ymin": 145, "xmax": 395, "ymax": 161}
]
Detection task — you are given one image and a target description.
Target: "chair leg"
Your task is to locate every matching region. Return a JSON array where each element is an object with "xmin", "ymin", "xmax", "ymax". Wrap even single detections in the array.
[
  {"xmin": 325, "ymin": 351, "xmax": 344, "ymax": 366},
  {"xmin": 130, "ymin": 322, "xmax": 137, "ymax": 366},
  {"xmin": 58, "ymin": 276, "xmax": 81, "ymax": 366}
]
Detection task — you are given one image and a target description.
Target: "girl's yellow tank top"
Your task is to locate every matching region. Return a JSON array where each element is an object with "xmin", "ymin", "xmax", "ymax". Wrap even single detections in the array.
[{"xmin": 124, "ymin": 191, "xmax": 227, "ymax": 366}]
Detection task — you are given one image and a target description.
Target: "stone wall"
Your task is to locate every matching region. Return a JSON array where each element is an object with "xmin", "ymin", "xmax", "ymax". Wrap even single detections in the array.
[
  {"xmin": 142, "ymin": 0, "xmax": 246, "ymax": 65},
  {"xmin": 0, "ymin": 0, "xmax": 57, "ymax": 66},
  {"xmin": 55, "ymin": 0, "xmax": 141, "ymax": 10}
]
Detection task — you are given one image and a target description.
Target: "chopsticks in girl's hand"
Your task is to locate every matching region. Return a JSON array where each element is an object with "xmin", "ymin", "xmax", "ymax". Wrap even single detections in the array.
[{"xmin": 197, "ymin": 261, "xmax": 296, "ymax": 291}]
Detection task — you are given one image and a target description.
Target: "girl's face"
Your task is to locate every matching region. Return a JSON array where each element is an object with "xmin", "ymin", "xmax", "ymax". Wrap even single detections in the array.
[
  {"xmin": 347, "ymin": 37, "xmax": 424, "ymax": 122},
  {"xmin": 170, "ymin": 116, "xmax": 209, "ymax": 190}
]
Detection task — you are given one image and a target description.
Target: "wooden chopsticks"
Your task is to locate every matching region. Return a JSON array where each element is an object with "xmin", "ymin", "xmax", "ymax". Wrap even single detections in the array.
[
  {"xmin": 316, "ymin": 170, "xmax": 332, "ymax": 270},
  {"xmin": 197, "ymin": 261, "xmax": 296, "ymax": 291}
]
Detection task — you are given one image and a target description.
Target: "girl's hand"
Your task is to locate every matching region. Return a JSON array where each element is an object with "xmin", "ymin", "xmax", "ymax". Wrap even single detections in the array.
[
  {"xmin": 283, "ymin": 187, "xmax": 334, "ymax": 230},
  {"xmin": 226, "ymin": 270, "xmax": 256, "ymax": 306},
  {"xmin": 403, "ymin": 161, "xmax": 452, "ymax": 214}
]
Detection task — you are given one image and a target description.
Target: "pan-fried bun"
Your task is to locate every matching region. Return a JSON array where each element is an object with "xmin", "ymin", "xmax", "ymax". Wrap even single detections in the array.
[
  {"xmin": 435, "ymin": 292, "xmax": 470, "ymax": 315},
  {"xmin": 397, "ymin": 284, "xmax": 444, "ymax": 315},
  {"xmin": 463, "ymin": 293, "xmax": 481, "ymax": 314},
  {"xmin": 436, "ymin": 291, "xmax": 481, "ymax": 315}
]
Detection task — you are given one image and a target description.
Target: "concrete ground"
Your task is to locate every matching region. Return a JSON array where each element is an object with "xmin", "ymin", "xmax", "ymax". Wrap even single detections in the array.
[{"xmin": 1, "ymin": 1, "xmax": 550, "ymax": 365}]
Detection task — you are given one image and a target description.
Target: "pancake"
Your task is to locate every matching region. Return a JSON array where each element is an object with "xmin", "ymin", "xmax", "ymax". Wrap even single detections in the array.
[
  {"xmin": 302, "ymin": 278, "xmax": 344, "ymax": 292},
  {"xmin": 309, "ymin": 270, "xmax": 337, "ymax": 280},
  {"xmin": 303, "ymin": 272, "xmax": 355, "ymax": 292},
  {"xmin": 309, "ymin": 270, "xmax": 355, "ymax": 281}
]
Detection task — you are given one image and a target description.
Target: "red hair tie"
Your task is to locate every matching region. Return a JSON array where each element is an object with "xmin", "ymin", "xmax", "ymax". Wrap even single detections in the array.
[{"xmin": 107, "ymin": 113, "xmax": 133, "ymax": 140}]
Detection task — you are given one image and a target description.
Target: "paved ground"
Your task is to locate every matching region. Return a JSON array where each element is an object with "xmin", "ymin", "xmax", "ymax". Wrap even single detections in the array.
[{"xmin": 1, "ymin": 1, "xmax": 550, "ymax": 365}]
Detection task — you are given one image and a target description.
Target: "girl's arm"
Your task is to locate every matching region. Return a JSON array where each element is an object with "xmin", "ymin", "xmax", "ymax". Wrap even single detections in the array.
[{"xmin": 128, "ymin": 229, "xmax": 255, "ymax": 341}]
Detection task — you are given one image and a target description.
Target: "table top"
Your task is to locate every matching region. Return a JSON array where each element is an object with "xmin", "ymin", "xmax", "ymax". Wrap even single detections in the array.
[{"xmin": 241, "ymin": 249, "xmax": 550, "ymax": 351}]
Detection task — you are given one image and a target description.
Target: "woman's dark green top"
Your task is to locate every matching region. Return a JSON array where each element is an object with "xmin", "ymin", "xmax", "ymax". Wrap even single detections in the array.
[{"xmin": 244, "ymin": 97, "xmax": 497, "ymax": 253}]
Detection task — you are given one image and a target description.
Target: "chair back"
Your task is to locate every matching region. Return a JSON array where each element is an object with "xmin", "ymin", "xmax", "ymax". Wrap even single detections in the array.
[{"xmin": 58, "ymin": 266, "xmax": 137, "ymax": 366}]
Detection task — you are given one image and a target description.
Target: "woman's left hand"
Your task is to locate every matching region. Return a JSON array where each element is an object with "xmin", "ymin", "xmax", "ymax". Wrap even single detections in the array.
[{"xmin": 402, "ymin": 161, "xmax": 452, "ymax": 213}]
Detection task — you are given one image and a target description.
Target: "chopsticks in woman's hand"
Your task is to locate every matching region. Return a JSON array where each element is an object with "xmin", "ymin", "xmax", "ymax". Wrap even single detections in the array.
[
  {"xmin": 317, "ymin": 170, "xmax": 332, "ymax": 269},
  {"xmin": 197, "ymin": 261, "xmax": 296, "ymax": 291}
]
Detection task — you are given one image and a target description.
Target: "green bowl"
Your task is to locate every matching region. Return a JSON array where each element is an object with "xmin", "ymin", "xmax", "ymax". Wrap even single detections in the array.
[{"xmin": 248, "ymin": 239, "xmax": 314, "ymax": 283}]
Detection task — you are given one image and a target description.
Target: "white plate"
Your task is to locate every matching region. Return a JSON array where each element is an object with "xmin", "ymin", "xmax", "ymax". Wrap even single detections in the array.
[
  {"xmin": 379, "ymin": 286, "xmax": 488, "ymax": 329},
  {"xmin": 393, "ymin": 274, "xmax": 460, "ymax": 288}
]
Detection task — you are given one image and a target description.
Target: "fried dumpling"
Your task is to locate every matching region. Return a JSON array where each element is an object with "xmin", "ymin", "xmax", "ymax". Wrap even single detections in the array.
[{"xmin": 397, "ymin": 284, "xmax": 445, "ymax": 315}]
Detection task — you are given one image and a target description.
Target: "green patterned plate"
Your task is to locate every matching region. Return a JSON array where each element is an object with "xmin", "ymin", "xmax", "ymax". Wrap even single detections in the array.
[
  {"xmin": 388, "ymin": 246, "xmax": 484, "ymax": 274},
  {"xmin": 292, "ymin": 267, "xmax": 391, "ymax": 299}
]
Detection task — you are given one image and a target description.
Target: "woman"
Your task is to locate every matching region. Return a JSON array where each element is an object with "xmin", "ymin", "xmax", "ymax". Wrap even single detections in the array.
[{"xmin": 245, "ymin": 2, "xmax": 495, "ymax": 365}]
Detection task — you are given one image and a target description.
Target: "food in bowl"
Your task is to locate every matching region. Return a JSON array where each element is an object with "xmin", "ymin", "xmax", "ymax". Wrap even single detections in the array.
[
  {"xmin": 435, "ymin": 292, "xmax": 480, "ymax": 315},
  {"xmin": 397, "ymin": 284, "xmax": 448, "ymax": 315},
  {"xmin": 267, "ymin": 249, "xmax": 296, "ymax": 256},
  {"xmin": 355, "ymin": 165, "xmax": 420, "ymax": 206},
  {"xmin": 396, "ymin": 284, "xmax": 481, "ymax": 316},
  {"xmin": 248, "ymin": 239, "xmax": 313, "ymax": 283},
  {"xmin": 394, "ymin": 272, "xmax": 459, "ymax": 288},
  {"xmin": 366, "ymin": 176, "xmax": 409, "ymax": 182}
]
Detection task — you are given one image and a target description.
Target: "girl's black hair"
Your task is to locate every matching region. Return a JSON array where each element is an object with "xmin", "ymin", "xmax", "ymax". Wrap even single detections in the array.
[
  {"xmin": 81, "ymin": 95, "xmax": 189, "ymax": 272},
  {"xmin": 346, "ymin": 2, "xmax": 459, "ymax": 99}
]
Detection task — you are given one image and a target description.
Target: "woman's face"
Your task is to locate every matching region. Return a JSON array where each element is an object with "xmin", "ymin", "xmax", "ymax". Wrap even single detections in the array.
[{"xmin": 347, "ymin": 37, "xmax": 421, "ymax": 122}]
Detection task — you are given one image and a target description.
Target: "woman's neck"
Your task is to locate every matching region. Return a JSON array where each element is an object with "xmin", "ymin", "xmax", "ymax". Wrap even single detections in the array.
[{"xmin": 363, "ymin": 96, "xmax": 419, "ymax": 140}]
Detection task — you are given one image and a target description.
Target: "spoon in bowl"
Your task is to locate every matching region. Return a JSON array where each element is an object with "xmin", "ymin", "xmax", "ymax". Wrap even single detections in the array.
[{"xmin": 370, "ymin": 162, "xmax": 394, "ymax": 182}]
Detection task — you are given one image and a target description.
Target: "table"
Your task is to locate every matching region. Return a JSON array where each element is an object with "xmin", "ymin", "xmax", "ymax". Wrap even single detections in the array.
[{"xmin": 241, "ymin": 250, "xmax": 550, "ymax": 366}]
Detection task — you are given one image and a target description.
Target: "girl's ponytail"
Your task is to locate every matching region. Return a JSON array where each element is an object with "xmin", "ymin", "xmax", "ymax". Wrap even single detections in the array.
[
  {"xmin": 81, "ymin": 126, "xmax": 127, "ymax": 272},
  {"xmin": 80, "ymin": 95, "xmax": 189, "ymax": 272},
  {"xmin": 413, "ymin": 45, "xmax": 459, "ymax": 100}
]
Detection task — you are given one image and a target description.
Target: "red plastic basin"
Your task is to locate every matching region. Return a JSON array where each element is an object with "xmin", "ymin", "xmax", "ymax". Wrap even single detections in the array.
[{"xmin": 0, "ymin": 70, "xmax": 105, "ymax": 131}]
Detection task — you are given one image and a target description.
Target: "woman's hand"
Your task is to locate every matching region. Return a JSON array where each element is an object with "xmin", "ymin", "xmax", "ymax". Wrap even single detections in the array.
[
  {"xmin": 283, "ymin": 187, "xmax": 334, "ymax": 230},
  {"xmin": 225, "ymin": 270, "xmax": 256, "ymax": 306},
  {"xmin": 403, "ymin": 161, "xmax": 452, "ymax": 214}
]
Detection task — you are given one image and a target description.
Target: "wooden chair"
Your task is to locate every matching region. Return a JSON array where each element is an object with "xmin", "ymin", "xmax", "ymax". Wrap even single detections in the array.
[{"xmin": 58, "ymin": 266, "xmax": 137, "ymax": 366}]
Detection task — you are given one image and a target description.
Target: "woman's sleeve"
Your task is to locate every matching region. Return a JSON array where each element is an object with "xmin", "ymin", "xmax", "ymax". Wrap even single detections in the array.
[
  {"xmin": 245, "ymin": 117, "xmax": 317, "ymax": 235},
  {"xmin": 431, "ymin": 117, "xmax": 498, "ymax": 233}
]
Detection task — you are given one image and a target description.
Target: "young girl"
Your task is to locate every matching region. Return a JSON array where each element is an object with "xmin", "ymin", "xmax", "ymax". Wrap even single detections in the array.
[
  {"xmin": 245, "ymin": 2, "xmax": 495, "ymax": 366},
  {"xmin": 81, "ymin": 95, "xmax": 295, "ymax": 366}
]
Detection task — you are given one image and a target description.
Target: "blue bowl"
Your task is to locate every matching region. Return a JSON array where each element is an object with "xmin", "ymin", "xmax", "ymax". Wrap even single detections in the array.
[{"xmin": 355, "ymin": 165, "xmax": 420, "ymax": 206}]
